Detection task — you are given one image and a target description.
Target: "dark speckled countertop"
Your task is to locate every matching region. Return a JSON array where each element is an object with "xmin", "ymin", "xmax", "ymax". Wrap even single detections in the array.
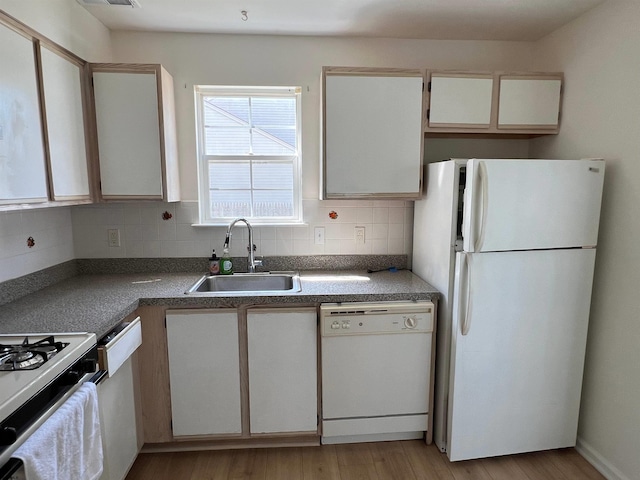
[{"xmin": 0, "ymin": 270, "xmax": 438, "ymax": 339}]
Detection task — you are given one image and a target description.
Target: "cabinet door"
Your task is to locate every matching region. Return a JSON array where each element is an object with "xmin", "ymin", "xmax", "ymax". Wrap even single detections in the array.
[
  {"xmin": 427, "ymin": 73, "xmax": 494, "ymax": 128},
  {"xmin": 93, "ymin": 69, "xmax": 163, "ymax": 199},
  {"xmin": 322, "ymin": 67, "xmax": 423, "ymax": 199},
  {"xmin": 247, "ymin": 308, "xmax": 317, "ymax": 434},
  {"xmin": 98, "ymin": 356, "xmax": 139, "ymax": 480},
  {"xmin": 40, "ymin": 45, "xmax": 90, "ymax": 200},
  {"xmin": 497, "ymin": 75, "xmax": 562, "ymax": 130},
  {"xmin": 0, "ymin": 25, "xmax": 48, "ymax": 204},
  {"xmin": 166, "ymin": 310, "xmax": 241, "ymax": 436}
]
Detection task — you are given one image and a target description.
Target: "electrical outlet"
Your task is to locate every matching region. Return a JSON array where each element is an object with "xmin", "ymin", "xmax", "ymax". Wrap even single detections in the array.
[
  {"xmin": 355, "ymin": 226, "xmax": 365, "ymax": 245},
  {"xmin": 107, "ymin": 229, "xmax": 121, "ymax": 247},
  {"xmin": 314, "ymin": 227, "xmax": 325, "ymax": 245}
]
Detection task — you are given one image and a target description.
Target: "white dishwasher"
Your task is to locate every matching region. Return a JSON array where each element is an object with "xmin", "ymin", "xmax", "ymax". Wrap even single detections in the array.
[{"xmin": 320, "ymin": 301, "xmax": 434, "ymax": 445}]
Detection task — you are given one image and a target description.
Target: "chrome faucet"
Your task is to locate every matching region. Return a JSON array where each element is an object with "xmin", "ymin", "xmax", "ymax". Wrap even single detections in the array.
[{"xmin": 224, "ymin": 218, "xmax": 263, "ymax": 273}]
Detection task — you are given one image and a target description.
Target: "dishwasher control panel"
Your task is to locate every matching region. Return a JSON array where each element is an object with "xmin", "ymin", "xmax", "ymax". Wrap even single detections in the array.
[{"xmin": 320, "ymin": 301, "xmax": 434, "ymax": 336}]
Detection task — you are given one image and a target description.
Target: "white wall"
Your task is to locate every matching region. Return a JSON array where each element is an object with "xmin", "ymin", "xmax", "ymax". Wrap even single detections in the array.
[
  {"xmin": 531, "ymin": 2, "xmax": 640, "ymax": 479},
  {"xmin": 0, "ymin": 0, "xmax": 112, "ymax": 61},
  {"xmin": 67, "ymin": 32, "xmax": 531, "ymax": 259},
  {"xmin": 0, "ymin": 0, "xmax": 113, "ymax": 281}
]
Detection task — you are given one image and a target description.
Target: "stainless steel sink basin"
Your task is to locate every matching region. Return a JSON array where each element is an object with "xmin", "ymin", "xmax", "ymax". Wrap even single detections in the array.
[{"xmin": 185, "ymin": 272, "xmax": 301, "ymax": 295}]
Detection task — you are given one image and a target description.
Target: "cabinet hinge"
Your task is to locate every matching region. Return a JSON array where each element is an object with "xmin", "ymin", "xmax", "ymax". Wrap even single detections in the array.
[
  {"xmin": 164, "ymin": 317, "xmax": 167, "ymax": 328},
  {"xmin": 170, "ymin": 420, "xmax": 173, "ymax": 432},
  {"xmin": 427, "ymin": 81, "xmax": 431, "ymax": 92},
  {"xmin": 426, "ymin": 109, "xmax": 430, "ymax": 120}
]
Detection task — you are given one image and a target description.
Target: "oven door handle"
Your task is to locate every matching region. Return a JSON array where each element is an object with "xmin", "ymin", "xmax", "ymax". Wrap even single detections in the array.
[
  {"xmin": 0, "ymin": 458, "xmax": 23, "ymax": 480},
  {"xmin": 88, "ymin": 370, "xmax": 108, "ymax": 385}
]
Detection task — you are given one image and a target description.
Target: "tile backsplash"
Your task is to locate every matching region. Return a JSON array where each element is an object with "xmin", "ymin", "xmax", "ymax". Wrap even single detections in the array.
[
  {"xmin": 0, "ymin": 208, "xmax": 75, "ymax": 283},
  {"xmin": 71, "ymin": 200, "xmax": 414, "ymax": 259}
]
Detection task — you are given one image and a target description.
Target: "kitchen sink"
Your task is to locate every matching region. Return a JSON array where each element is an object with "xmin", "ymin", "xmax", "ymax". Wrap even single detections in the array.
[{"xmin": 185, "ymin": 271, "xmax": 301, "ymax": 295}]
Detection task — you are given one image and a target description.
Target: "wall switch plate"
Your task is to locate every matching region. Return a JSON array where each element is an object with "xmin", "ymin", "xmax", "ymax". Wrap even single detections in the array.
[
  {"xmin": 355, "ymin": 226, "xmax": 365, "ymax": 244},
  {"xmin": 108, "ymin": 228, "xmax": 121, "ymax": 247},
  {"xmin": 314, "ymin": 227, "xmax": 325, "ymax": 245}
]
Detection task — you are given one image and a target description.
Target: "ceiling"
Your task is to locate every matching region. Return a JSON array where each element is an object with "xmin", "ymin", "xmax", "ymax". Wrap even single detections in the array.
[{"xmin": 78, "ymin": 0, "xmax": 606, "ymax": 41}]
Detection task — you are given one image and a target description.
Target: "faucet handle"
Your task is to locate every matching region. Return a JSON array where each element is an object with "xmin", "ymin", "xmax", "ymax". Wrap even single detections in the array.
[{"xmin": 253, "ymin": 257, "xmax": 264, "ymax": 268}]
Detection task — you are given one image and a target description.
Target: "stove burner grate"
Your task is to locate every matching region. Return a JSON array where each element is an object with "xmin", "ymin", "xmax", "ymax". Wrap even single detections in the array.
[{"xmin": 0, "ymin": 336, "xmax": 69, "ymax": 371}]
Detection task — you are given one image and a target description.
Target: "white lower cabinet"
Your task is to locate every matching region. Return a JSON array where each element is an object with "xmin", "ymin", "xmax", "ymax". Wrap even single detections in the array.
[
  {"xmin": 98, "ymin": 356, "xmax": 139, "ymax": 480},
  {"xmin": 165, "ymin": 307, "xmax": 318, "ymax": 439},
  {"xmin": 247, "ymin": 308, "xmax": 318, "ymax": 434},
  {"xmin": 166, "ymin": 309, "xmax": 242, "ymax": 436}
]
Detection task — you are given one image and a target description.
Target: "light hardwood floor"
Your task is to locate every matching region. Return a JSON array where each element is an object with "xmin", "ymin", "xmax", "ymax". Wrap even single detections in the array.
[{"xmin": 125, "ymin": 441, "xmax": 605, "ymax": 480}]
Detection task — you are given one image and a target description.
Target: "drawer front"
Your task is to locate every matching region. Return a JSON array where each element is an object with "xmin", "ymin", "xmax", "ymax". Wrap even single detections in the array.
[{"xmin": 98, "ymin": 317, "xmax": 142, "ymax": 376}]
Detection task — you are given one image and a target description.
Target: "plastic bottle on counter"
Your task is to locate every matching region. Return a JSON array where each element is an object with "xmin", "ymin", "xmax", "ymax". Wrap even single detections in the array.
[
  {"xmin": 220, "ymin": 247, "xmax": 233, "ymax": 275},
  {"xmin": 208, "ymin": 249, "xmax": 220, "ymax": 275}
]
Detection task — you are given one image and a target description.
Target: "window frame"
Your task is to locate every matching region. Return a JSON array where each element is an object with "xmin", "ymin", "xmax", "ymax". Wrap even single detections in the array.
[{"xmin": 194, "ymin": 85, "xmax": 303, "ymax": 226}]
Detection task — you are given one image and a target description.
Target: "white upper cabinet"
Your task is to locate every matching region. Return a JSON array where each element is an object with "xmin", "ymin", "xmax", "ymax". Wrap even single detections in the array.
[
  {"xmin": 428, "ymin": 73, "xmax": 493, "ymax": 128},
  {"xmin": 425, "ymin": 70, "xmax": 563, "ymax": 136},
  {"xmin": 0, "ymin": 25, "xmax": 48, "ymax": 205},
  {"xmin": 497, "ymin": 75, "xmax": 563, "ymax": 130},
  {"xmin": 40, "ymin": 45, "xmax": 91, "ymax": 201},
  {"xmin": 91, "ymin": 64, "xmax": 180, "ymax": 202},
  {"xmin": 322, "ymin": 67, "xmax": 424, "ymax": 199}
]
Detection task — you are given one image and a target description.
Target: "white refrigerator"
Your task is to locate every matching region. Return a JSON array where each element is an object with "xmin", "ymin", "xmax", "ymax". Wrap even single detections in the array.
[{"xmin": 413, "ymin": 158, "xmax": 605, "ymax": 461}]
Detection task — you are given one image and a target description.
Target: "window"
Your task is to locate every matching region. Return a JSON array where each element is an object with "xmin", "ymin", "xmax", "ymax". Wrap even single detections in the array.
[{"xmin": 195, "ymin": 85, "xmax": 302, "ymax": 225}]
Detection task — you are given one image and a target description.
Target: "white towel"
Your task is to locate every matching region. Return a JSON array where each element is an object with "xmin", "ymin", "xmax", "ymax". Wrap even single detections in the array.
[{"xmin": 13, "ymin": 382, "xmax": 103, "ymax": 480}]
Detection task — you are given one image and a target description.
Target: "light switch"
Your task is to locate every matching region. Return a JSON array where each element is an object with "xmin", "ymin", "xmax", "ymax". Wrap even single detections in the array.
[{"xmin": 314, "ymin": 227, "xmax": 325, "ymax": 245}]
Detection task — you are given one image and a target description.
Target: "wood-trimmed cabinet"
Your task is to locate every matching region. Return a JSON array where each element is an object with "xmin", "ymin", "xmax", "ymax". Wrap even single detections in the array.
[
  {"xmin": 89, "ymin": 63, "xmax": 180, "ymax": 202},
  {"xmin": 425, "ymin": 70, "xmax": 563, "ymax": 136},
  {"xmin": 0, "ymin": 14, "xmax": 93, "ymax": 208},
  {"xmin": 247, "ymin": 308, "xmax": 317, "ymax": 434},
  {"xmin": 162, "ymin": 306, "xmax": 318, "ymax": 440},
  {"xmin": 321, "ymin": 67, "xmax": 424, "ymax": 199}
]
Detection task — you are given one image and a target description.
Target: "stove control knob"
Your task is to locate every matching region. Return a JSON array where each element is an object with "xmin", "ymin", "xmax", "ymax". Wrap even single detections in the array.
[
  {"xmin": 62, "ymin": 370, "xmax": 82, "ymax": 385},
  {"xmin": 0, "ymin": 426, "xmax": 17, "ymax": 446},
  {"xmin": 79, "ymin": 358, "xmax": 97, "ymax": 373},
  {"xmin": 404, "ymin": 316, "xmax": 418, "ymax": 329}
]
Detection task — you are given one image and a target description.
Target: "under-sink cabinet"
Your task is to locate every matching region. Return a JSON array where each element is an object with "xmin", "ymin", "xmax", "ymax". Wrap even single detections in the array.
[
  {"xmin": 247, "ymin": 308, "xmax": 317, "ymax": 434},
  {"xmin": 166, "ymin": 309, "xmax": 242, "ymax": 436},
  {"xmin": 164, "ymin": 307, "xmax": 318, "ymax": 440}
]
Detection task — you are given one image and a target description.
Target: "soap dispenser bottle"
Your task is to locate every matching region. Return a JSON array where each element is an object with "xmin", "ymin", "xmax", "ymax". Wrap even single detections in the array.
[
  {"xmin": 208, "ymin": 249, "xmax": 219, "ymax": 275},
  {"xmin": 220, "ymin": 247, "xmax": 233, "ymax": 275}
]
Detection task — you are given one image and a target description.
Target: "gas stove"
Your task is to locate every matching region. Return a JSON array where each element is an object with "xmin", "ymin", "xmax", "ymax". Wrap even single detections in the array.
[
  {"xmin": 0, "ymin": 332, "xmax": 98, "ymax": 473},
  {"xmin": 0, "ymin": 336, "xmax": 70, "ymax": 371}
]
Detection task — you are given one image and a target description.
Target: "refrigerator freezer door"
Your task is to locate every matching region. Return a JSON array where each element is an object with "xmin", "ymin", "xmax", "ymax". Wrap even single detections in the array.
[
  {"xmin": 447, "ymin": 248, "xmax": 596, "ymax": 461},
  {"xmin": 462, "ymin": 159, "xmax": 605, "ymax": 252}
]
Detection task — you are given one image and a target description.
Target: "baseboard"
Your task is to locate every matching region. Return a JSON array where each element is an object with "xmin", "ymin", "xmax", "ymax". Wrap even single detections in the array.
[{"xmin": 576, "ymin": 436, "xmax": 632, "ymax": 480}]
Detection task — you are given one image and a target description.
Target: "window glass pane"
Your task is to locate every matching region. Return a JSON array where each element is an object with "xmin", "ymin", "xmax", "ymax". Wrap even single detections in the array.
[
  {"xmin": 205, "ymin": 127, "xmax": 250, "ymax": 155},
  {"xmin": 204, "ymin": 97, "xmax": 250, "ymax": 125},
  {"xmin": 252, "ymin": 162, "xmax": 293, "ymax": 190},
  {"xmin": 251, "ymin": 97, "xmax": 296, "ymax": 127},
  {"xmin": 210, "ymin": 190, "xmax": 251, "ymax": 218},
  {"xmin": 209, "ymin": 162, "xmax": 251, "ymax": 189},
  {"xmin": 252, "ymin": 129, "xmax": 295, "ymax": 155},
  {"xmin": 253, "ymin": 190, "xmax": 294, "ymax": 217}
]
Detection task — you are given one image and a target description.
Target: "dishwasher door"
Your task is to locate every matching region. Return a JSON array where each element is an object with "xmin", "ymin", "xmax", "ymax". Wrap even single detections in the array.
[{"xmin": 320, "ymin": 301, "xmax": 434, "ymax": 444}]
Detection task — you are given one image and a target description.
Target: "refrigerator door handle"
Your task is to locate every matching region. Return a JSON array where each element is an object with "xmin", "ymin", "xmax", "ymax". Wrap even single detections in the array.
[
  {"xmin": 475, "ymin": 161, "xmax": 489, "ymax": 252},
  {"xmin": 460, "ymin": 254, "xmax": 473, "ymax": 336}
]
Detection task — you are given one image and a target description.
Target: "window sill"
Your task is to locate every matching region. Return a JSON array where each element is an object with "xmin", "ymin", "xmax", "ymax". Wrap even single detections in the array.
[{"xmin": 192, "ymin": 222, "xmax": 308, "ymax": 227}]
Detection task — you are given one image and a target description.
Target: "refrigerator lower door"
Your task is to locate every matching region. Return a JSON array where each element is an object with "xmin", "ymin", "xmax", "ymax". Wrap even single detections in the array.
[
  {"xmin": 447, "ymin": 248, "xmax": 596, "ymax": 461},
  {"xmin": 462, "ymin": 159, "xmax": 605, "ymax": 252}
]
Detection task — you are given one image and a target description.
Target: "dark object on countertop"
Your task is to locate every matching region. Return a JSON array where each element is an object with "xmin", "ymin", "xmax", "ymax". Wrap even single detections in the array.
[{"xmin": 367, "ymin": 267, "xmax": 403, "ymax": 273}]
